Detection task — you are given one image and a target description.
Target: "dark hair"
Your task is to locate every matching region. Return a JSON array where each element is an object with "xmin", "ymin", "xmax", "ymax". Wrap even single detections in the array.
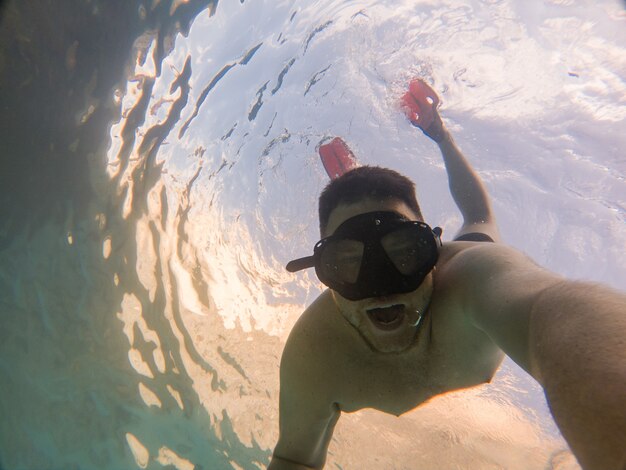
[{"xmin": 318, "ymin": 166, "xmax": 423, "ymax": 234}]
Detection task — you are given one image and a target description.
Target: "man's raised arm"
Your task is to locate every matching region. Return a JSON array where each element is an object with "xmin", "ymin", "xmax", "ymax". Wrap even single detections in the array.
[
  {"xmin": 446, "ymin": 243, "xmax": 626, "ymax": 470},
  {"xmin": 402, "ymin": 78, "xmax": 500, "ymax": 242}
]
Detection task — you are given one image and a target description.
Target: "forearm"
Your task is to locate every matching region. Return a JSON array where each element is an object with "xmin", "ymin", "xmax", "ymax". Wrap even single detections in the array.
[
  {"xmin": 457, "ymin": 243, "xmax": 625, "ymax": 468},
  {"xmin": 269, "ymin": 410, "xmax": 339, "ymax": 470},
  {"xmin": 529, "ymin": 281, "xmax": 626, "ymax": 470},
  {"xmin": 437, "ymin": 131, "xmax": 494, "ymax": 225}
]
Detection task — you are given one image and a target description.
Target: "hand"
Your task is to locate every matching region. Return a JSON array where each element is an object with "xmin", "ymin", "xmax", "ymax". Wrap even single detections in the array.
[{"xmin": 401, "ymin": 79, "xmax": 447, "ymax": 143}]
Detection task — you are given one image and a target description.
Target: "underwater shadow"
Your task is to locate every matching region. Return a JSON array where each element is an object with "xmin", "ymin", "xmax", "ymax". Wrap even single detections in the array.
[{"xmin": 0, "ymin": 1, "xmax": 274, "ymax": 469}]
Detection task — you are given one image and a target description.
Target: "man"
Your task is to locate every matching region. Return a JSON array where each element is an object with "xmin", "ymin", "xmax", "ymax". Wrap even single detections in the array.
[{"xmin": 268, "ymin": 80, "xmax": 626, "ymax": 470}]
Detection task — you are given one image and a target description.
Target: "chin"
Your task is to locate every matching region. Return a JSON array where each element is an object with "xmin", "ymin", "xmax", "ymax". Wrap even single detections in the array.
[
  {"xmin": 360, "ymin": 311, "xmax": 421, "ymax": 353},
  {"xmin": 333, "ymin": 286, "xmax": 431, "ymax": 354}
]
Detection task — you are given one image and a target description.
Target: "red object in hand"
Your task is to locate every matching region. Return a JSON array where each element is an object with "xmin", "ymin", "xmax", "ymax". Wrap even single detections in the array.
[
  {"xmin": 319, "ymin": 137, "xmax": 358, "ymax": 180},
  {"xmin": 401, "ymin": 79, "xmax": 440, "ymax": 130}
]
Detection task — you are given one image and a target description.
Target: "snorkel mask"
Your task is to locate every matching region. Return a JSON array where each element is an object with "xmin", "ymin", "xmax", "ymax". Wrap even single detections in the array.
[{"xmin": 286, "ymin": 211, "xmax": 442, "ymax": 301}]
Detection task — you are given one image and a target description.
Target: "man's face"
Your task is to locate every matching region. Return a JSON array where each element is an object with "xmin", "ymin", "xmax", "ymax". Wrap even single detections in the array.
[{"xmin": 324, "ymin": 198, "xmax": 434, "ymax": 354}]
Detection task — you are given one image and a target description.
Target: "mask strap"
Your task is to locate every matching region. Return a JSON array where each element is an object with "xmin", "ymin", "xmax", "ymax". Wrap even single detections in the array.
[
  {"xmin": 433, "ymin": 226, "xmax": 443, "ymax": 246},
  {"xmin": 286, "ymin": 256, "xmax": 315, "ymax": 272}
]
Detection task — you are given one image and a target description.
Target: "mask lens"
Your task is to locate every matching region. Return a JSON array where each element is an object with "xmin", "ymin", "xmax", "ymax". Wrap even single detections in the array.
[
  {"xmin": 381, "ymin": 226, "xmax": 429, "ymax": 275},
  {"xmin": 319, "ymin": 239, "xmax": 364, "ymax": 284}
]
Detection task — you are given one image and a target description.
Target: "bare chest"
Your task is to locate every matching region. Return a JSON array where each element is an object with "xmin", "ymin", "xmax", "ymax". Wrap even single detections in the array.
[
  {"xmin": 333, "ymin": 318, "xmax": 502, "ymax": 416},
  {"xmin": 336, "ymin": 351, "xmax": 437, "ymax": 415}
]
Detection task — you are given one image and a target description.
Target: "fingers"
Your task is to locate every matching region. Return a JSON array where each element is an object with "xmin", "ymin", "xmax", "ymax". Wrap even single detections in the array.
[
  {"xmin": 409, "ymin": 79, "xmax": 440, "ymax": 108},
  {"xmin": 401, "ymin": 91, "xmax": 420, "ymax": 123},
  {"xmin": 401, "ymin": 90, "xmax": 434, "ymax": 129},
  {"xmin": 401, "ymin": 79, "xmax": 440, "ymax": 131}
]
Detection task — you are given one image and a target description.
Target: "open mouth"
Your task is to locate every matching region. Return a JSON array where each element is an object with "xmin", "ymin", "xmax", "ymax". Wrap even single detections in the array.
[{"xmin": 366, "ymin": 304, "xmax": 406, "ymax": 331}]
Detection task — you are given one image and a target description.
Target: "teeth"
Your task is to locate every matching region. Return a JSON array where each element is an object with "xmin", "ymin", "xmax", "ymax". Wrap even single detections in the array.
[{"xmin": 367, "ymin": 302, "xmax": 402, "ymax": 311}]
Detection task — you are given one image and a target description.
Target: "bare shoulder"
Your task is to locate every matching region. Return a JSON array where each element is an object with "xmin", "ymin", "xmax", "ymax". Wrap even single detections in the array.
[
  {"xmin": 437, "ymin": 241, "xmax": 554, "ymax": 286},
  {"xmin": 437, "ymin": 242, "xmax": 564, "ymax": 311},
  {"xmin": 435, "ymin": 241, "xmax": 563, "ymax": 332},
  {"xmin": 280, "ymin": 291, "xmax": 349, "ymax": 399},
  {"xmin": 283, "ymin": 290, "xmax": 348, "ymax": 358},
  {"xmin": 435, "ymin": 241, "xmax": 564, "ymax": 372}
]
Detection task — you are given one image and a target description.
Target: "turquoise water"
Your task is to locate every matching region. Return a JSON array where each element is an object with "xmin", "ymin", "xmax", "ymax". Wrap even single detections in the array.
[{"xmin": 1, "ymin": 1, "xmax": 624, "ymax": 469}]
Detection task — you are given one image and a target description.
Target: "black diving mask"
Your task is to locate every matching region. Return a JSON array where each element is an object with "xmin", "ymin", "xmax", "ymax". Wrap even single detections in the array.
[{"xmin": 286, "ymin": 211, "xmax": 442, "ymax": 301}]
